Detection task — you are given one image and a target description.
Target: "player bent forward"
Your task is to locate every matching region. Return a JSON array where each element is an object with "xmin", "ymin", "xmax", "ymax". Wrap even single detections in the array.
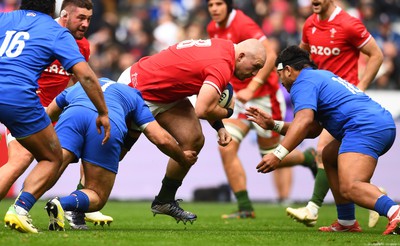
[
  {"xmin": 44, "ymin": 78, "xmax": 197, "ymax": 231},
  {"xmin": 245, "ymin": 45, "xmax": 399, "ymax": 235}
]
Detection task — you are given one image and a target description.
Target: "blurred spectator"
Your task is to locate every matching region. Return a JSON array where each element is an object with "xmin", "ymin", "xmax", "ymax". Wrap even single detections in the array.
[
  {"xmin": 370, "ymin": 14, "xmax": 400, "ymax": 89},
  {"xmin": 76, "ymin": 0, "xmax": 400, "ymax": 90},
  {"xmin": 0, "ymin": 0, "xmax": 19, "ymax": 12},
  {"xmin": 152, "ymin": 13, "xmax": 181, "ymax": 52}
]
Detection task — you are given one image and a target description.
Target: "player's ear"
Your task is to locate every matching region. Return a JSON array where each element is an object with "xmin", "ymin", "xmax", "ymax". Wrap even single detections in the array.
[
  {"xmin": 237, "ymin": 52, "xmax": 245, "ymax": 61},
  {"xmin": 60, "ymin": 9, "xmax": 68, "ymax": 18}
]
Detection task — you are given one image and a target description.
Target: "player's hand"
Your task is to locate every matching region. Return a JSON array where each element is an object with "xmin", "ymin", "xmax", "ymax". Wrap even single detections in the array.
[
  {"xmin": 256, "ymin": 153, "xmax": 280, "ymax": 173},
  {"xmin": 235, "ymin": 88, "xmax": 254, "ymax": 104},
  {"xmin": 182, "ymin": 150, "xmax": 198, "ymax": 166},
  {"xmin": 245, "ymin": 106, "xmax": 274, "ymax": 130},
  {"xmin": 217, "ymin": 128, "xmax": 232, "ymax": 146},
  {"xmin": 96, "ymin": 114, "xmax": 111, "ymax": 145}
]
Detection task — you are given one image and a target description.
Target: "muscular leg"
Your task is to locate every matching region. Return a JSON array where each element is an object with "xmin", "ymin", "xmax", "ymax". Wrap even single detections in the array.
[
  {"xmin": 4, "ymin": 124, "xmax": 62, "ymax": 233},
  {"xmin": 154, "ymin": 99, "xmax": 204, "ymax": 201},
  {"xmin": 323, "ymin": 140, "xmax": 379, "ymax": 208},
  {"xmin": 273, "ymin": 168, "xmax": 292, "ymax": 204},
  {"xmin": 306, "ymin": 129, "xmax": 333, "ymax": 208},
  {"xmin": 16, "ymin": 124, "xmax": 63, "ymax": 200},
  {"xmin": 76, "ymin": 161, "xmax": 116, "ymax": 212},
  {"xmin": 0, "ymin": 139, "xmax": 34, "ymax": 200},
  {"xmin": 285, "ymin": 130, "xmax": 332, "ymax": 227},
  {"xmin": 257, "ymin": 134, "xmax": 293, "ymax": 204},
  {"xmin": 218, "ymin": 118, "xmax": 253, "ymax": 215}
]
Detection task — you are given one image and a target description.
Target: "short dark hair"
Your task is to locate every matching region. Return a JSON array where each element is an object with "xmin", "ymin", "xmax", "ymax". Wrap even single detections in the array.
[
  {"xmin": 20, "ymin": 0, "xmax": 56, "ymax": 16},
  {"xmin": 61, "ymin": 0, "xmax": 93, "ymax": 11},
  {"xmin": 275, "ymin": 45, "xmax": 317, "ymax": 71},
  {"xmin": 206, "ymin": 0, "xmax": 233, "ymax": 14}
]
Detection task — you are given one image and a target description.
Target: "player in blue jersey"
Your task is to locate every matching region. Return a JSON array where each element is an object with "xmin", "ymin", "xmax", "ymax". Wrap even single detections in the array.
[
  {"xmin": 0, "ymin": 0, "xmax": 110, "ymax": 233},
  {"xmin": 43, "ymin": 78, "xmax": 197, "ymax": 231},
  {"xmin": 245, "ymin": 45, "xmax": 399, "ymax": 235}
]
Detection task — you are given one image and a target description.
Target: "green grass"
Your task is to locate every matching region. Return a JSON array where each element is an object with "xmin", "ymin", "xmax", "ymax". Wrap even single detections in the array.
[{"xmin": 0, "ymin": 199, "xmax": 398, "ymax": 245}]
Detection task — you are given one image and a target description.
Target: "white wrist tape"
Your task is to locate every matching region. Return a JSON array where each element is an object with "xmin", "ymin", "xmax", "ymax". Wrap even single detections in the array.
[
  {"xmin": 253, "ymin": 77, "xmax": 264, "ymax": 84},
  {"xmin": 273, "ymin": 144, "xmax": 289, "ymax": 160},
  {"xmin": 273, "ymin": 120, "xmax": 284, "ymax": 133}
]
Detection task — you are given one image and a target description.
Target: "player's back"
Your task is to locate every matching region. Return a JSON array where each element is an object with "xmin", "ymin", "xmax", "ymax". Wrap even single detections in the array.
[
  {"xmin": 58, "ymin": 78, "xmax": 150, "ymax": 134},
  {"xmin": 133, "ymin": 38, "xmax": 235, "ymax": 103},
  {"xmin": 0, "ymin": 10, "xmax": 81, "ymax": 106},
  {"xmin": 292, "ymin": 69, "xmax": 393, "ymax": 139}
]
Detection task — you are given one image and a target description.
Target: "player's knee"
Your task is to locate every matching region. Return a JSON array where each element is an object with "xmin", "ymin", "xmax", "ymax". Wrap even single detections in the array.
[
  {"xmin": 5, "ymin": 154, "xmax": 34, "ymax": 176},
  {"xmin": 186, "ymin": 132, "xmax": 205, "ymax": 152},
  {"xmin": 338, "ymin": 182, "xmax": 356, "ymax": 200},
  {"xmin": 259, "ymin": 145, "xmax": 278, "ymax": 157},
  {"xmin": 224, "ymin": 123, "xmax": 245, "ymax": 143}
]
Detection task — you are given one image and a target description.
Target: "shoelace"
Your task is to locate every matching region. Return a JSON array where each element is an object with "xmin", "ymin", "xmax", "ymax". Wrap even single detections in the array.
[
  {"xmin": 168, "ymin": 199, "xmax": 185, "ymax": 216},
  {"xmin": 25, "ymin": 214, "xmax": 38, "ymax": 229}
]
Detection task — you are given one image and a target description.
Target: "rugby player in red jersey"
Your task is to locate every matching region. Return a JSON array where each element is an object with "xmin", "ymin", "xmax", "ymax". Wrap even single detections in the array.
[{"xmin": 118, "ymin": 38, "xmax": 265, "ymax": 224}]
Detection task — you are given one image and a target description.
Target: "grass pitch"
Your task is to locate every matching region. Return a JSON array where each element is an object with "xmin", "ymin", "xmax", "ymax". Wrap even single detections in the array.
[{"xmin": 0, "ymin": 199, "xmax": 398, "ymax": 245}]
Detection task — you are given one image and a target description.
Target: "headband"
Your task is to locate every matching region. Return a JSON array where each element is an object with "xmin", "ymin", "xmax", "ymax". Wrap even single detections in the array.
[{"xmin": 276, "ymin": 57, "xmax": 309, "ymax": 71}]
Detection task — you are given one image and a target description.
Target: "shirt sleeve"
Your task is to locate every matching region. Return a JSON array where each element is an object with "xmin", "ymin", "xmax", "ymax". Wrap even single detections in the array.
[
  {"xmin": 292, "ymin": 79, "xmax": 318, "ymax": 114},
  {"xmin": 345, "ymin": 17, "xmax": 371, "ymax": 49},
  {"xmin": 53, "ymin": 29, "xmax": 86, "ymax": 72},
  {"xmin": 55, "ymin": 87, "xmax": 72, "ymax": 109},
  {"xmin": 130, "ymin": 90, "xmax": 155, "ymax": 130},
  {"xmin": 203, "ymin": 62, "xmax": 233, "ymax": 94}
]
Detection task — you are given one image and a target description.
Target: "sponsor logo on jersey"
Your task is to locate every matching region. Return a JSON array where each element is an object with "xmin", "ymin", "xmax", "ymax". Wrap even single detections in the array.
[
  {"xmin": 312, "ymin": 27, "xmax": 316, "ymax": 34},
  {"xmin": 310, "ymin": 45, "xmax": 340, "ymax": 56},
  {"xmin": 361, "ymin": 30, "xmax": 367, "ymax": 38},
  {"xmin": 44, "ymin": 64, "xmax": 71, "ymax": 76}
]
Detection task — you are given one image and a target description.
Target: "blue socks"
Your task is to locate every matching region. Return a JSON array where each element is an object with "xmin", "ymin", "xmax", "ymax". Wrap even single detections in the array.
[
  {"xmin": 15, "ymin": 191, "xmax": 36, "ymax": 212},
  {"xmin": 337, "ymin": 203, "xmax": 355, "ymax": 220},
  {"xmin": 374, "ymin": 195, "xmax": 397, "ymax": 216},
  {"xmin": 60, "ymin": 190, "xmax": 90, "ymax": 212}
]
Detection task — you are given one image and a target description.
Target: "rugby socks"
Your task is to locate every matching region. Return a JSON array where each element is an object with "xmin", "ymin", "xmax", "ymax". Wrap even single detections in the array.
[
  {"xmin": 310, "ymin": 168, "xmax": 329, "ymax": 207},
  {"xmin": 337, "ymin": 203, "xmax": 355, "ymax": 226},
  {"xmin": 15, "ymin": 191, "xmax": 36, "ymax": 212},
  {"xmin": 374, "ymin": 195, "xmax": 398, "ymax": 217},
  {"xmin": 302, "ymin": 150, "xmax": 315, "ymax": 167},
  {"xmin": 155, "ymin": 176, "xmax": 182, "ymax": 202},
  {"xmin": 60, "ymin": 190, "xmax": 90, "ymax": 212},
  {"xmin": 235, "ymin": 190, "xmax": 254, "ymax": 211}
]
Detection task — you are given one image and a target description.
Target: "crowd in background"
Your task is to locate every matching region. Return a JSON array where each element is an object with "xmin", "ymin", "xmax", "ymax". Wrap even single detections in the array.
[{"xmin": 2, "ymin": 0, "xmax": 400, "ymax": 89}]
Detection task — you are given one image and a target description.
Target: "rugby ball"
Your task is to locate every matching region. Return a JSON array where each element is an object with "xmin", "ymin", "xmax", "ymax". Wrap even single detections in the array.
[{"xmin": 218, "ymin": 83, "xmax": 233, "ymax": 108}]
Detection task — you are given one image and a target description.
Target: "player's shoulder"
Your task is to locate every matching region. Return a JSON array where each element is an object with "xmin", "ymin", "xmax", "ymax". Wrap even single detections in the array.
[
  {"xmin": 233, "ymin": 9, "xmax": 256, "ymax": 24},
  {"xmin": 303, "ymin": 14, "xmax": 316, "ymax": 27},
  {"xmin": 334, "ymin": 9, "xmax": 364, "ymax": 27}
]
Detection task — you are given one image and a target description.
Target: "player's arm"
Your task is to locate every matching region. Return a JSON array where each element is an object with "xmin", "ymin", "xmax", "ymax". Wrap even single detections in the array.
[
  {"xmin": 71, "ymin": 62, "xmax": 110, "ymax": 144},
  {"xmin": 66, "ymin": 75, "xmax": 79, "ymax": 88},
  {"xmin": 46, "ymin": 99, "xmax": 63, "ymax": 122},
  {"xmin": 196, "ymin": 83, "xmax": 233, "ymax": 121},
  {"xmin": 357, "ymin": 37, "xmax": 384, "ymax": 91},
  {"xmin": 246, "ymin": 106, "xmax": 322, "ymax": 138},
  {"xmin": 142, "ymin": 121, "xmax": 198, "ymax": 168},
  {"xmin": 120, "ymin": 129, "xmax": 141, "ymax": 161}
]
